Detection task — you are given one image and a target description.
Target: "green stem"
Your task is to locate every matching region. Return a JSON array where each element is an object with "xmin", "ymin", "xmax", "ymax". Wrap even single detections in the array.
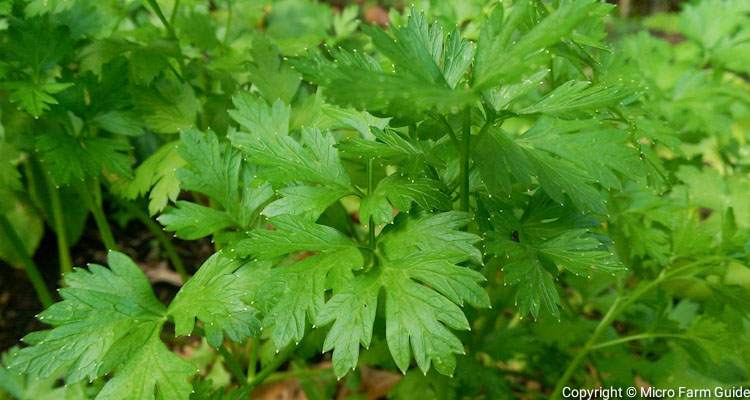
[
  {"xmin": 366, "ymin": 157, "xmax": 375, "ymax": 250},
  {"xmin": 43, "ymin": 170, "xmax": 72, "ymax": 275},
  {"xmin": 263, "ymin": 367, "xmax": 335, "ymax": 385},
  {"xmin": 589, "ymin": 333, "xmax": 688, "ymax": 350},
  {"xmin": 146, "ymin": 0, "xmax": 177, "ymax": 40},
  {"xmin": 435, "ymin": 114, "xmax": 460, "ymax": 150},
  {"xmin": 247, "ymin": 338, "xmax": 258, "ymax": 382},
  {"xmin": 169, "ymin": 0, "xmax": 180, "ymax": 26},
  {"xmin": 218, "ymin": 344, "xmax": 247, "ymax": 383},
  {"xmin": 247, "ymin": 345, "xmax": 295, "ymax": 390},
  {"xmin": 85, "ymin": 180, "xmax": 118, "ymax": 251},
  {"xmin": 121, "ymin": 201, "xmax": 188, "ymax": 282},
  {"xmin": 460, "ymin": 108, "xmax": 471, "ymax": 212},
  {"xmin": 549, "ymin": 257, "xmax": 728, "ymax": 400},
  {"xmin": 223, "ymin": 0, "xmax": 233, "ymax": 47},
  {"xmin": 192, "ymin": 325, "xmax": 246, "ymax": 382},
  {"xmin": 0, "ymin": 214, "xmax": 53, "ymax": 308},
  {"xmin": 549, "ymin": 296, "xmax": 621, "ymax": 400}
]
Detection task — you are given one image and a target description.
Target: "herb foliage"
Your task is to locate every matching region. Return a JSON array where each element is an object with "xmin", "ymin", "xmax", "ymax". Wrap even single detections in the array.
[{"xmin": 1, "ymin": 0, "xmax": 749, "ymax": 399}]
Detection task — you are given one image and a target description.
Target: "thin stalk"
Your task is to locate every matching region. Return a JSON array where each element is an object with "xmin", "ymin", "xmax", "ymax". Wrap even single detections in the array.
[
  {"xmin": 223, "ymin": 0, "xmax": 233, "ymax": 47},
  {"xmin": 589, "ymin": 333, "xmax": 688, "ymax": 350},
  {"xmin": 169, "ymin": 0, "xmax": 180, "ymax": 26},
  {"xmin": 246, "ymin": 338, "xmax": 258, "ymax": 382},
  {"xmin": 549, "ymin": 257, "xmax": 728, "ymax": 399},
  {"xmin": 191, "ymin": 325, "xmax": 246, "ymax": 382},
  {"xmin": 218, "ymin": 344, "xmax": 247, "ymax": 383},
  {"xmin": 460, "ymin": 108, "xmax": 471, "ymax": 212},
  {"xmin": 246, "ymin": 345, "xmax": 295, "ymax": 390},
  {"xmin": 0, "ymin": 215, "xmax": 53, "ymax": 308},
  {"xmin": 120, "ymin": 201, "xmax": 188, "ymax": 282},
  {"xmin": 146, "ymin": 0, "xmax": 177, "ymax": 40},
  {"xmin": 435, "ymin": 114, "xmax": 460, "ymax": 150},
  {"xmin": 146, "ymin": 0, "xmax": 187, "ymax": 72},
  {"xmin": 263, "ymin": 367, "xmax": 335, "ymax": 385},
  {"xmin": 42, "ymin": 169, "xmax": 72, "ymax": 275},
  {"xmin": 549, "ymin": 296, "xmax": 621, "ymax": 400},
  {"xmin": 366, "ymin": 157, "xmax": 375, "ymax": 250},
  {"xmin": 85, "ymin": 179, "xmax": 118, "ymax": 251}
]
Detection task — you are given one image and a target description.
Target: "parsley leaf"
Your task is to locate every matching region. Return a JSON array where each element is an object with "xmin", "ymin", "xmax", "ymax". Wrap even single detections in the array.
[
  {"xmin": 35, "ymin": 133, "xmax": 132, "ymax": 185},
  {"xmin": 246, "ymin": 36, "xmax": 301, "ymax": 103},
  {"xmin": 230, "ymin": 124, "xmax": 352, "ymax": 189},
  {"xmin": 5, "ymin": 81, "xmax": 72, "ymax": 118},
  {"xmin": 475, "ymin": 119, "xmax": 642, "ymax": 214},
  {"xmin": 168, "ymin": 252, "xmax": 261, "ymax": 347},
  {"xmin": 9, "ymin": 251, "xmax": 167, "ymax": 383},
  {"xmin": 158, "ymin": 129, "xmax": 273, "ymax": 240},
  {"xmin": 361, "ymin": 175, "xmax": 451, "ymax": 226},
  {"xmin": 317, "ymin": 212, "xmax": 489, "ymax": 378},
  {"xmin": 123, "ymin": 141, "xmax": 185, "ymax": 216},
  {"xmin": 473, "ymin": 0, "xmax": 609, "ymax": 90},
  {"xmin": 484, "ymin": 194, "xmax": 623, "ymax": 318},
  {"xmin": 292, "ymin": 10, "xmax": 476, "ymax": 119}
]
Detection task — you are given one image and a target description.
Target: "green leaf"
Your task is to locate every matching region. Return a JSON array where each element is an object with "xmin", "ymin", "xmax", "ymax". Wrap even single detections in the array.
[
  {"xmin": 264, "ymin": 0, "xmax": 332, "ymax": 56},
  {"xmin": 475, "ymin": 120, "xmax": 641, "ymax": 214},
  {"xmin": 246, "ymin": 35, "xmax": 301, "ymax": 103},
  {"xmin": 381, "ymin": 264, "xmax": 469, "ymax": 376},
  {"xmin": 535, "ymin": 231, "xmax": 624, "ymax": 276},
  {"xmin": 318, "ymin": 212, "xmax": 489, "ymax": 378},
  {"xmin": 484, "ymin": 194, "xmax": 623, "ymax": 318},
  {"xmin": 363, "ymin": 9, "xmax": 474, "ymax": 90},
  {"xmin": 9, "ymin": 251, "xmax": 166, "ymax": 383},
  {"xmin": 90, "ymin": 111, "xmax": 145, "ymax": 137},
  {"xmin": 157, "ymin": 201, "xmax": 235, "ymax": 240},
  {"xmin": 244, "ymin": 215, "xmax": 356, "ymax": 260},
  {"xmin": 258, "ymin": 248, "xmax": 364, "ymax": 350},
  {"xmin": 337, "ymin": 127, "xmax": 430, "ymax": 166},
  {"xmin": 230, "ymin": 126, "xmax": 352, "ymax": 189},
  {"xmin": 24, "ymin": 0, "xmax": 74, "ymax": 16},
  {"xmin": 263, "ymin": 185, "xmax": 351, "ymax": 221},
  {"xmin": 134, "ymin": 79, "xmax": 198, "ymax": 134},
  {"xmin": 363, "ymin": 10, "xmax": 444, "ymax": 86},
  {"xmin": 0, "ymin": 143, "xmax": 18, "ymax": 192},
  {"xmin": 177, "ymin": 129, "xmax": 241, "ymax": 214},
  {"xmin": 473, "ymin": 0, "xmax": 607, "ymax": 90},
  {"xmin": 36, "ymin": 133, "xmax": 132, "ymax": 185},
  {"xmin": 516, "ymin": 80, "xmax": 632, "ymax": 116},
  {"xmin": 122, "ymin": 141, "xmax": 185, "ymax": 216},
  {"xmin": 228, "ymin": 93, "xmax": 290, "ymax": 136},
  {"xmin": 332, "ymin": 5, "xmax": 360, "ymax": 39},
  {"xmin": 360, "ymin": 175, "xmax": 451, "ymax": 226},
  {"xmin": 128, "ymin": 45, "xmax": 173, "ymax": 86},
  {"xmin": 0, "ymin": 348, "xmax": 86, "ymax": 400},
  {"xmin": 503, "ymin": 254, "xmax": 561, "ymax": 319},
  {"xmin": 162, "ymin": 129, "xmax": 273, "ymax": 239},
  {"xmin": 474, "ymin": 126, "xmax": 533, "ymax": 196},
  {"xmin": 94, "ymin": 328, "xmax": 195, "ymax": 400},
  {"xmin": 484, "ymin": 70, "xmax": 549, "ymax": 112},
  {"xmin": 316, "ymin": 272, "xmax": 379, "ymax": 377},
  {"xmin": 318, "ymin": 102, "xmax": 389, "ymax": 137},
  {"xmin": 237, "ymin": 214, "xmax": 365, "ymax": 349},
  {"xmin": 0, "ymin": 196, "xmax": 43, "ymax": 268},
  {"xmin": 168, "ymin": 252, "xmax": 261, "ymax": 347},
  {"xmin": 293, "ymin": 42, "xmax": 474, "ymax": 119},
  {"xmin": 5, "ymin": 81, "xmax": 72, "ymax": 118},
  {"xmin": 380, "ymin": 212, "xmax": 483, "ymax": 264}
]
